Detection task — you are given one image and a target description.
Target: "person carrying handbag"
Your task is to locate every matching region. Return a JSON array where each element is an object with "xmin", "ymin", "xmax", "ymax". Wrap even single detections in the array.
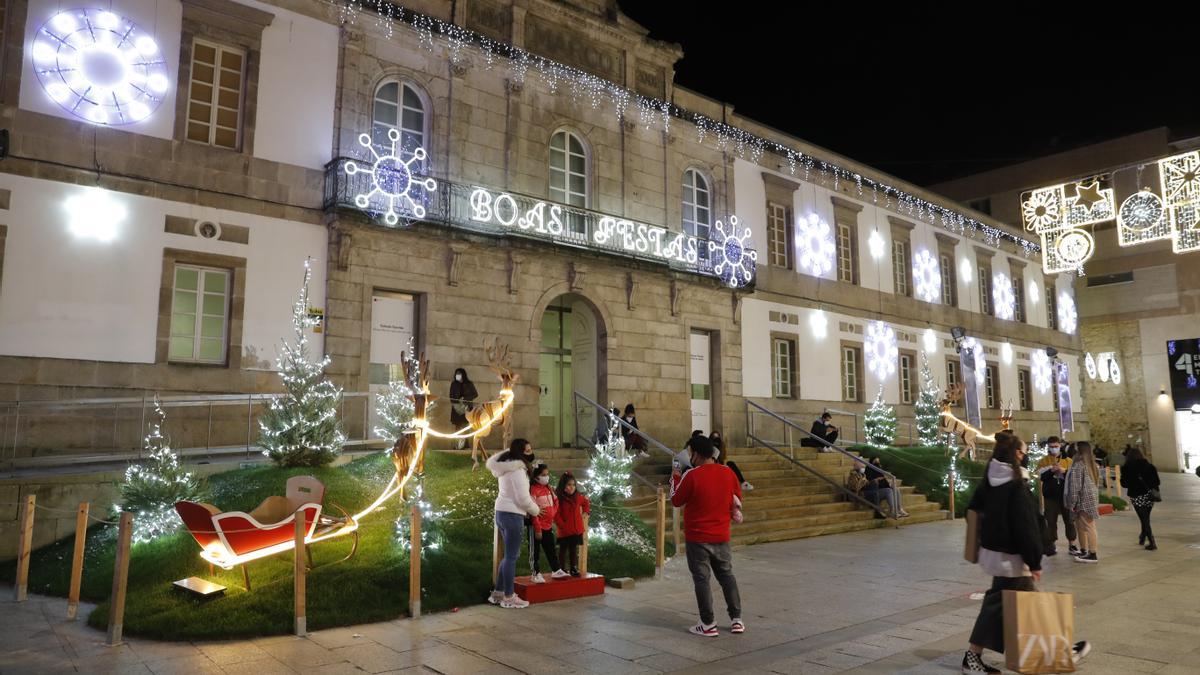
[{"xmin": 1119, "ymin": 446, "xmax": 1161, "ymax": 550}]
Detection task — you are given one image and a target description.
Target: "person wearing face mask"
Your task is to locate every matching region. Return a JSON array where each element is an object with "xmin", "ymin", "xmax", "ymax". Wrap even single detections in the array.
[
  {"xmin": 487, "ymin": 439, "xmax": 541, "ymax": 608},
  {"xmin": 1035, "ymin": 436, "xmax": 1079, "ymax": 557},
  {"xmin": 527, "ymin": 463, "xmax": 569, "ymax": 583},
  {"xmin": 449, "ymin": 368, "xmax": 478, "ymax": 451},
  {"xmin": 845, "ymin": 461, "xmax": 870, "ymax": 507},
  {"xmin": 710, "ymin": 430, "xmax": 752, "ymax": 491},
  {"xmin": 670, "ymin": 435, "xmax": 745, "ymax": 637},
  {"xmin": 620, "ymin": 404, "xmax": 651, "ymax": 458},
  {"xmin": 1064, "ymin": 441, "xmax": 1101, "ymax": 563}
]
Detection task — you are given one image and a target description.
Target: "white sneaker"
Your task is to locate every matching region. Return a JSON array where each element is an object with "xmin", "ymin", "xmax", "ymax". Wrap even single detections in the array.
[
  {"xmin": 500, "ymin": 595, "xmax": 529, "ymax": 609},
  {"xmin": 742, "ymin": 482, "xmax": 754, "ymax": 491},
  {"xmin": 487, "ymin": 591, "xmax": 503, "ymax": 605},
  {"xmin": 637, "ymin": 451, "xmax": 650, "ymax": 459},
  {"xmin": 551, "ymin": 569, "xmax": 570, "ymax": 579},
  {"xmin": 531, "ymin": 572, "xmax": 546, "ymax": 584}
]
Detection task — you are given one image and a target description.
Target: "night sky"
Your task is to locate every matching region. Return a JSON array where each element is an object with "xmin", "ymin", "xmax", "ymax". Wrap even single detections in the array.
[{"xmin": 617, "ymin": 2, "xmax": 1200, "ymax": 187}]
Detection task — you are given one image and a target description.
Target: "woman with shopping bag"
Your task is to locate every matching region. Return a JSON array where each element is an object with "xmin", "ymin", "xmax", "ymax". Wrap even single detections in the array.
[{"xmin": 961, "ymin": 433, "xmax": 1091, "ymax": 674}]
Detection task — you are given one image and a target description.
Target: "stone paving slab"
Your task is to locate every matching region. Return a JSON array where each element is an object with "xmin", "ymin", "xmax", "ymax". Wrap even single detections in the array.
[{"xmin": 2, "ymin": 472, "xmax": 1198, "ymax": 673}]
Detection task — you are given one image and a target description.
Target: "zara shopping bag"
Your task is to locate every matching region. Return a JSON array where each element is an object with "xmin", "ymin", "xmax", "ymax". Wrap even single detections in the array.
[{"xmin": 1002, "ymin": 590, "xmax": 1075, "ymax": 674}]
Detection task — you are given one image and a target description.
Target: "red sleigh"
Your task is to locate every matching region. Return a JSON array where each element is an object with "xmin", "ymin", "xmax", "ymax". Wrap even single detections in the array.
[{"xmin": 175, "ymin": 476, "xmax": 358, "ymax": 589}]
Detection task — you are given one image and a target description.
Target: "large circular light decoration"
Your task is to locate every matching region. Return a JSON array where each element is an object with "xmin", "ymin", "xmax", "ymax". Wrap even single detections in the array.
[
  {"xmin": 1031, "ymin": 349, "xmax": 1052, "ymax": 394},
  {"xmin": 912, "ymin": 249, "xmax": 941, "ymax": 302},
  {"xmin": 865, "ymin": 320, "xmax": 897, "ymax": 380},
  {"xmin": 1055, "ymin": 229, "xmax": 1095, "ymax": 268},
  {"xmin": 796, "ymin": 213, "xmax": 835, "ymax": 276},
  {"xmin": 345, "ymin": 130, "xmax": 438, "ymax": 226},
  {"xmin": 992, "ymin": 272, "xmax": 1015, "ymax": 320},
  {"xmin": 1117, "ymin": 190, "xmax": 1164, "ymax": 233},
  {"xmin": 31, "ymin": 8, "xmax": 170, "ymax": 125},
  {"xmin": 709, "ymin": 215, "xmax": 758, "ymax": 288},
  {"xmin": 1057, "ymin": 291, "xmax": 1078, "ymax": 334}
]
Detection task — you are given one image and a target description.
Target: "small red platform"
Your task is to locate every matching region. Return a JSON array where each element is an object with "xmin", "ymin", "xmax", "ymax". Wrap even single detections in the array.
[
  {"xmin": 514, "ymin": 573, "xmax": 605, "ymax": 603},
  {"xmin": 1098, "ymin": 503, "xmax": 1115, "ymax": 516}
]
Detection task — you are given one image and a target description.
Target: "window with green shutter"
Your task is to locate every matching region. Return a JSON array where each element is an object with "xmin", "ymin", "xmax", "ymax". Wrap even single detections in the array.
[{"xmin": 169, "ymin": 265, "xmax": 230, "ymax": 363}]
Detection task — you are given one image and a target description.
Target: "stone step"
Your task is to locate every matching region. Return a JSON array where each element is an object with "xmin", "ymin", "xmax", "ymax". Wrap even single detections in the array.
[{"xmin": 730, "ymin": 510, "xmax": 947, "ymax": 546}]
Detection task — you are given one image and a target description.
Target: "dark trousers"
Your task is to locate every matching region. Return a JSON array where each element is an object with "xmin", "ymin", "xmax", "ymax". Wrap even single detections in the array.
[
  {"xmin": 1134, "ymin": 502, "xmax": 1154, "ymax": 539},
  {"xmin": 800, "ymin": 430, "xmax": 838, "ymax": 448},
  {"xmin": 1042, "ymin": 498, "xmax": 1076, "ymax": 550},
  {"xmin": 528, "ymin": 526, "xmax": 560, "ymax": 573},
  {"xmin": 969, "ymin": 575, "xmax": 1038, "ymax": 653},
  {"xmin": 727, "ymin": 461, "xmax": 746, "ymax": 484},
  {"xmin": 685, "ymin": 541, "xmax": 742, "ymax": 625}
]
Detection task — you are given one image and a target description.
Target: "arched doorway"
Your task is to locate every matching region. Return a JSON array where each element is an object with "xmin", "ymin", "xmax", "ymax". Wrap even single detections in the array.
[{"xmin": 538, "ymin": 293, "xmax": 603, "ymax": 448}]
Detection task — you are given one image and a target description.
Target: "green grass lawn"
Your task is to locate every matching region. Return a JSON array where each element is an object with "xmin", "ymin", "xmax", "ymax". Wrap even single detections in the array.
[
  {"xmin": 851, "ymin": 444, "xmax": 986, "ymax": 518},
  {"xmin": 0, "ymin": 451, "xmax": 658, "ymax": 640}
]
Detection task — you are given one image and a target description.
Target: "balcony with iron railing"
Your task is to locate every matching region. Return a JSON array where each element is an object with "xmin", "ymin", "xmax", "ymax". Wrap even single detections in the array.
[{"xmin": 323, "ymin": 157, "xmax": 757, "ymax": 288}]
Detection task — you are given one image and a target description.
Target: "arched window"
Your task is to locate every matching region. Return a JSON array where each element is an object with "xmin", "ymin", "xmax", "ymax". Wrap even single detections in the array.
[
  {"xmin": 549, "ymin": 130, "xmax": 588, "ymax": 234},
  {"xmin": 682, "ymin": 168, "xmax": 712, "ymax": 239},
  {"xmin": 372, "ymin": 81, "xmax": 427, "ymax": 161}
]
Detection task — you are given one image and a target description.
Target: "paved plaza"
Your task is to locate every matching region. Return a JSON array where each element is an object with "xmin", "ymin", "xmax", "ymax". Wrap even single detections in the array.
[{"xmin": 3, "ymin": 473, "xmax": 1199, "ymax": 674}]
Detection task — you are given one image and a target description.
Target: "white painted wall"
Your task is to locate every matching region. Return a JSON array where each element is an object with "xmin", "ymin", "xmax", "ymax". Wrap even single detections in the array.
[
  {"xmin": 20, "ymin": 0, "xmax": 183, "ymax": 139},
  {"xmin": 242, "ymin": 0, "xmax": 339, "ymax": 170},
  {"xmin": 1139, "ymin": 315, "xmax": 1200, "ymax": 472},
  {"xmin": 0, "ymin": 173, "xmax": 326, "ymax": 367}
]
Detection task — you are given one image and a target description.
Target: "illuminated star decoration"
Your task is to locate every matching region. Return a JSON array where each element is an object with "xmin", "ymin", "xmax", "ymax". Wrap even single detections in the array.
[
  {"xmin": 991, "ymin": 272, "xmax": 1015, "ymax": 320},
  {"xmin": 1031, "ymin": 350, "xmax": 1052, "ymax": 394},
  {"xmin": 864, "ymin": 320, "xmax": 898, "ymax": 380},
  {"xmin": 344, "ymin": 129, "xmax": 438, "ymax": 226},
  {"xmin": 912, "ymin": 248, "xmax": 941, "ymax": 302},
  {"xmin": 1057, "ymin": 291, "xmax": 1078, "ymax": 334},
  {"xmin": 796, "ymin": 213, "xmax": 835, "ymax": 276},
  {"xmin": 709, "ymin": 215, "xmax": 757, "ymax": 288},
  {"xmin": 1070, "ymin": 181, "xmax": 1106, "ymax": 212},
  {"xmin": 31, "ymin": 8, "xmax": 170, "ymax": 125}
]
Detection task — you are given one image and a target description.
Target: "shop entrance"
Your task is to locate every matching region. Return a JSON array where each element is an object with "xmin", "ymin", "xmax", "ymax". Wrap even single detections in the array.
[{"xmin": 538, "ymin": 294, "xmax": 601, "ymax": 448}]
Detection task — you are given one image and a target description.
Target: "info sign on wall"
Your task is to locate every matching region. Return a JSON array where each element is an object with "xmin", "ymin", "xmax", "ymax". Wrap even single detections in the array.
[{"xmin": 1167, "ymin": 338, "xmax": 1200, "ymax": 410}]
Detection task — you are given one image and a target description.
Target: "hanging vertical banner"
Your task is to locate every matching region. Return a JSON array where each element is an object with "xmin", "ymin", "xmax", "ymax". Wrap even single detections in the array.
[
  {"xmin": 1054, "ymin": 361, "xmax": 1074, "ymax": 434},
  {"xmin": 1166, "ymin": 338, "xmax": 1200, "ymax": 410},
  {"xmin": 960, "ymin": 348, "xmax": 982, "ymax": 428}
]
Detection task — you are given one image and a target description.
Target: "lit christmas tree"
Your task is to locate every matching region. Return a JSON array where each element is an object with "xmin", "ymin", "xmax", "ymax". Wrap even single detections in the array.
[
  {"xmin": 394, "ymin": 476, "xmax": 446, "ymax": 554},
  {"xmin": 374, "ymin": 343, "xmax": 428, "ymax": 442},
  {"xmin": 117, "ymin": 397, "xmax": 206, "ymax": 543},
  {"xmin": 915, "ymin": 352, "xmax": 942, "ymax": 446},
  {"xmin": 259, "ymin": 260, "xmax": 346, "ymax": 467},
  {"xmin": 864, "ymin": 387, "xmax": 898, "ymax": 450},
  {"xmin": 585, "ymin": 411, "xmax": 634, "ymax": 506}
]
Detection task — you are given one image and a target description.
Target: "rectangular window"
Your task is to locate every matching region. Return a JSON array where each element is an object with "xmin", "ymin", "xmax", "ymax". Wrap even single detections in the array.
[
  {"xmin": 899, "ymin": 352, "xmax": 915, "ymax": 404},
  {"xmin": 1013, "ymin": 274, "xmax": 1026, "ymax": 323},
  {"xmin": 1018, "ymin": 368, "xmax": 1032, "ymax": 411},
  {"xmin": 169, "ymin": 265, "xmax": 230, "ymax": 363},
  {"xmin": 893, "ymin": 239, "xmax": 910, "ymax": 297},
  {"xmin": 837, "ymin": 222, "xmax": 857, "ymax": 284},
  {"xmin": 772, "ymin": 337, "xmax": 796, "ymax": 398},
  {"xmin": 985, "ymin": 364, "xmax": 999, "ymax": 409},
  {"xmin": 940, "ymin": 253, "xmax": 957, "ymax": 307},
  {"xmin": 767, "ymin": 202, "xmax": 792, "ymax": 269},
  {"xmin": 1046, "ymin": 290, "xmax": 1058, "ymax": 330},
  {"xmin": 979, "ymin": 264, "xmax": 992, "ymax": 316},
  {"xmin": 946, "ymin": 360, "xmax": 959, "ymax": 389},
  {"xmin": 842, "ymin": 345, "xmax": 863, "ymax": 402},
  {"xmin": 186, "ymin": 40, "xmax": 246, "ymax": 150}
]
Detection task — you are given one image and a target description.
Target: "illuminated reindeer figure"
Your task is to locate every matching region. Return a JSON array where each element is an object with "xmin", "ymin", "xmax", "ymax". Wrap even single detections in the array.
[
  {"xmin": 466, "ymin": 337, "xmax": 519, "ymax": 468},
  {"xmin": 998, "ymin": 401, "xmax": 1015, "ymax": 432},
  {"xmin": 391, "ymin": 351, "xmax": 436, "ymax": 494},
  {"xmin": 939, "ymin": 383, "xmax": 997, "ymax": 460}
]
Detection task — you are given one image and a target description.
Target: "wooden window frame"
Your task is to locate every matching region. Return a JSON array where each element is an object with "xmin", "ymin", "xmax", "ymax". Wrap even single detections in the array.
[
  {"xmin": 832, "ymin": 197, "xmax": 862, "ymax": 286},
  {"xmin": 771, "ymin": 334, "xmax": 798, "ymax": 399},
  {"xmin": 841, "ymin": 342, "xmax": 864, "ymax": 403},
  {"xmin": 682, "ymin": 168, "xmax": 712, "ymax": 240},
  {"xmin": 1018, "ymin": 367, "xmax": 1032, "ymax": 411},
  {"xmin": 157, "ymin": 248, "xmax": 246, "ymax": 368},
  {"xmin": 985, "ymin": 364, "xmax": 999, "ymax": 409},
  {"xmin": 899, "ymin": 349, "xmax": 918, "ymax": 404},
  {"xmin": 766, "ymin": 201, "xmax": 794, "ymax": 270}
]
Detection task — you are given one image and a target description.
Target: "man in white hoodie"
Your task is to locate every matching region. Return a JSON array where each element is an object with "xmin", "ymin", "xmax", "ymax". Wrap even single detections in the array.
[{"xmin": 487, "ymin": 438, "xmax": 541, "ymax": 609}]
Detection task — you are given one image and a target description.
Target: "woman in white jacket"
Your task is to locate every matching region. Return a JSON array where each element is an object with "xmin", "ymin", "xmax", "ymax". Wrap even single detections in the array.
[{"xmin": 487, "ymin": 438, "xmax": 541, "ymax": 608}]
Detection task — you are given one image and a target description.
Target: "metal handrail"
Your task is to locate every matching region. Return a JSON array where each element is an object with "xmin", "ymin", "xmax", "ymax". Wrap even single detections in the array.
[
  {"xmin": 572, "ymin": 392, "xmax": 675, "ymax": 489},
  {"xmin": 821, "ymin": 407, "xmax": 861, "ymax": 444},
  {"xmin": 745, "ymin": 400, "xmax": 900, "ymax": 522}
]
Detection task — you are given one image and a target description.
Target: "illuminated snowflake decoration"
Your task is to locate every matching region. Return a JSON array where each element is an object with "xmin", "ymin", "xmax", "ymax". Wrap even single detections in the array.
[
  {"xmin": 1057, "ymin": 291, "xmax": 1078, "ymax": 334},
  {"xmin": 31, "ymin": 8, "xmax": 170, "ymax": 125},
  {"xmin": 991, "ymin": 272, "xmax": 1015, "ymax": 320},
  {"xmin": 1021, "ymin": 189, "xmax": 1061, "ymax": 232},
  {"xmin": 1084, "ymin": 352, "xmax": 1097, "ymax": 380},
  {"xmin": 912, "ymin": 248, "xmax": 941, "ymax": 303},
  {"xmin": 868, "ymin": 229, "xmax": 886, "ymax": 259},
  {"xmin": 709, "ymin": 215, "xmax": 757, "ymax": 288},
  {"xmin": 864, "ymin": 320, "xmax": 898, "ymax": 380},
  {"xmin": 796, "ymin": 213, "xmax": 835, "ymax": 276},
  {"xmin": 963, "ymin": 337, "xmax": 987, "ymax": 385},
  {"xmin": 1031, "ymin": 350, "xmax": 1053, "ymax": 394},
  {"xmin": 344, "ymin": 130, "xmax": 437, "ymax": 226}
]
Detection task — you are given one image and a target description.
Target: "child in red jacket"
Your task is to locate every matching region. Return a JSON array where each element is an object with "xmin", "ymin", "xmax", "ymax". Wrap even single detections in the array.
[
  {"xmin": 528, "ymin": 463, "xmax": 569, "ymax": 583},
  {"xmin": 555, "ymin": 472, "xmax": 591, "ymax": 577}
]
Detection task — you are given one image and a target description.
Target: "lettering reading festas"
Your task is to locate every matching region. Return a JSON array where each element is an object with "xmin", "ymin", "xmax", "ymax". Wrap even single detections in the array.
[{"xmin": 469, "ymin": 188, "xmax": 700, "ymax": 265}]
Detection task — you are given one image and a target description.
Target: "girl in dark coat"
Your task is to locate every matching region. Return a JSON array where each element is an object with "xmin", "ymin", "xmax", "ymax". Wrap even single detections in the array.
[
  {"xmin": 449, "ymin": 368, "xmax": 478, "ymax": 450},
  {"xmin": 1120, "ymin": 446, "xmax": 1161, "ymax": 550}
]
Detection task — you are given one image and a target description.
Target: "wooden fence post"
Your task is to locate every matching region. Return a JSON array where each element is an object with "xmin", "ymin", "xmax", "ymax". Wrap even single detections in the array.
[
  {"xmin": 579, "ymin": 515, "xmax": 589, "ymax": 576},
  {"xmin": 655, "ymin": 487, "xmax": 666, "ymax": 578},
  {"xmin": 409, "ymin": 503, "xmax": 422, "ymax": 619},
  {"xmin": 106, "ymin": 512, "xmax": 132, "ymax": 647},
  {"xmin": 14, "ymin": 494, "xmax": 35, "ymax": 602},
  {"xmin": 1114, "ymin": 465, "xmax": 1122, "ymax": 499},
  {"xmin": 293, "ymin": 514, "xmax": 306, "ymax": 637},
  {"xmin": 947, "ymin": 471, "xmax": 956, "ymax": 521},
  {"xmin": 67, "ymin": 502, "xmax": 89, "ymax": 620},
  {"xmin": 491, "ymin": 519, "xmax": 501, "ymax": 586}
]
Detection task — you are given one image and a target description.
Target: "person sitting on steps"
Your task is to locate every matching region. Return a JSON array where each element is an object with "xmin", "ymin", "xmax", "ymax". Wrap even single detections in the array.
[
  {"xmin": 864, "ymin": 456, "xmax": 910, "ymax": 518},
  {"xmin": 801, "ymin": 412, "xmax": 839, "ymax": 451},
  {"xmin": 710, "ymin": 430, "xmax": 753, "ymax": 492},
  {"xmin": 620, "ymin": 404, "xmax": 651, "ymax": 459}
]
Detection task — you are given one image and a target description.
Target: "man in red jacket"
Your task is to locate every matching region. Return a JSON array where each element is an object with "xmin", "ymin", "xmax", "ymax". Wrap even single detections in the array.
[{"xmin": 670, "ymin": 435, "xmax": 744, "ymax": 637}]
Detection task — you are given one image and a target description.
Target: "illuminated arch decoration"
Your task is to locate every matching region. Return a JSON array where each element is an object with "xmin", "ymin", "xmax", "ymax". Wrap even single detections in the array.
[
  {"xmin": 1031, "ymin": 350, "xmax": 1053, "ymax": 394},
  {"xmin": 1057, "ymin": 291, "xmax": 1078, "ymax": 334},
  {"xmin": 31, "ymin": 8, "xmax": 171, "ymax": 125},
  {"xmin": 709, "ymin": 215, "xmax": 758, "ymax": 288},
  {"xmin": 796, "ymin": 212, "xmax": 835, "ymax": 276},
  {"xmin": 865, "ymin": 320, "xmax": 898, "ymax": 380},
  {"xmin": 912, "ymin": 248, "xmax": 941, "ymax": 303},
  {"xmin": 344, "ymin": 130, "xmax": 438, "ymax": 226},
  {"xmin": 992, "ymin": 272, "xmax": 1015, "ymax": 320}
]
